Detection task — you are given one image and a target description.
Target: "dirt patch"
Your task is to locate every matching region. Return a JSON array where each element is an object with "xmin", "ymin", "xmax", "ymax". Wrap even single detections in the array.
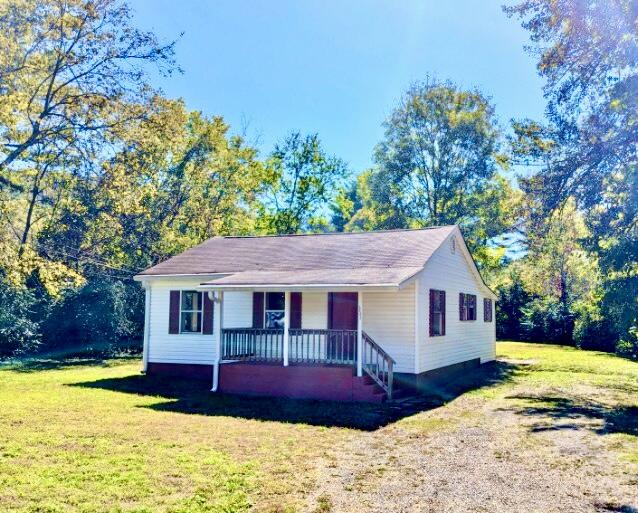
[{"xmin": 304, "ymin": 386, "xmax": 637, "ymax": 513}]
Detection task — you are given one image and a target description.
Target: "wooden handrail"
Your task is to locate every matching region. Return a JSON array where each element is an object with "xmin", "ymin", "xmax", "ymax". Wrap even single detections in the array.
[{"xmin": 361, "ymin": 331, "xmax": 395, "ymax": 400}]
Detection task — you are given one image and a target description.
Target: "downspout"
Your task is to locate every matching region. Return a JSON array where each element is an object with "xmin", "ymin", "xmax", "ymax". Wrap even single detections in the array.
[
  {"xmin": 211, "ymin": 290, "xmax": 223, "ymax": 392},
  {"xmin": 142, "ymin": 282, "xmax": 151, "ymax": 373}
]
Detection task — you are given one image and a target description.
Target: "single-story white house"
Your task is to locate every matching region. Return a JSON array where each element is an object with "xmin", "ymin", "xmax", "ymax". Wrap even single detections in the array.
[{"xmin": 134, "ymin": 226, "xmax": 496, "ymax": 402}]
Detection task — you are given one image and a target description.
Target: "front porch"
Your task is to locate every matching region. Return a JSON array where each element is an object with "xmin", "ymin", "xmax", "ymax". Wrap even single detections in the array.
[
  {"xmin": 205, "ymin": 288, "xmax": 397, "ymax": 401},
  {"xmin": 220, "ymin": 327, "xmax": 395, "ymax": 400}
]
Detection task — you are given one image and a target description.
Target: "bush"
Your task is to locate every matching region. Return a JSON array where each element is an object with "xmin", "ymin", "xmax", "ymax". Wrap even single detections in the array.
[
  {"xmin": 0, "ymin": 280, "xmax": 42, "ymax": 358},
  {"xmin": 41, "ymin": 279, "xmax": 144, "ymax": 356},
  {"xmin": 573, "ymin": 308, "xmax": 618, "ymax": 352},
  {"xmin": 496, "ymin": 278, "xmax": 533, "ymax": 340},
  {"xmin": 520, "ymin": 298, "xmax": 574, "ymax": 344},
  {"xmin": 616, "ymin": 326, "xmax": 638, "ymax": 360}
]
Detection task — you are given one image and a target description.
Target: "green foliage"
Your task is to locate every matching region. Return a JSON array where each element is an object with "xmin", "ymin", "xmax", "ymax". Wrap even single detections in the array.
[
  {"xmin": 259, "ymin": 132, "xmax": 347, "ymax": 234},
  {"xmin": 616, "ymin": 326, "xmax": 638, "ymax": 361},
  {"xmin": 495, "ymin": 270, "xmax": 533, "ymax": 341},
  {"xmin": 41, "ymin": 279, "xmax": 143, "ymax": 354},
  {"xmin": 520, "ymin": 298, "xmax": 574, "ymax": 344},
  {"xmin": 506, "ymin": 0, "xmax": 638, "ymax": 350},
  {"xmin": 0, "ymin": 278, "xmax": 41, "ymax": 357},
  {"xmin": 337, "ymin": 80, "xmax": 520, "ymax": 269}
]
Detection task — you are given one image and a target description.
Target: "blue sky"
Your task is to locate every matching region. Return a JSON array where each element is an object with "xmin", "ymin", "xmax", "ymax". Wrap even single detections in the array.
[{"xmin": 130, "ymin": 0, "xmax": 546, "ymax": 173}]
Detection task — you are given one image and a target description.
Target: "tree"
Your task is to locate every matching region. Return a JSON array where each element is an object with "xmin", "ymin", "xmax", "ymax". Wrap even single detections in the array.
[
  {"xmin": 0, "ymin": 0, "xmax": 176, "ymax": 181},
  {"xmin": 343, "ymin": 80, "xmax": 519, "ymax": 267},
  {"xmin": 506, "ymin": 0, "xmax": 638, "ymax": 351},
  {"xmin": 0, "ymin": 0, "xmax": 177, "ymax": 290},
  {"xmin": 260, "ymin": 132, "xmax": 347, "ymax": 234}
]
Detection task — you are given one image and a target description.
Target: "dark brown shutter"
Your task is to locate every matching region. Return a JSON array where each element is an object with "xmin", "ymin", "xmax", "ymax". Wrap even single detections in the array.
[
  {"xmin": 169, "ymin": 290, "xmax": 180, "ymax": 334},
  {"xmin": 290, "ymin": 292, "xmax": 302, "ymax": 329},
  {"xmin": 429, "ymin": 289, "xmax": 435, "ymax": 337},
  {"xmin": 252, "ymin": 292, "xmax": 264, "ymax": 328},
  {"xmin": 202, "ymin": 292, "xmax": 214, "ymax": 334},
  {"xmin": 459, "ymin": 293, "xmax": 465, "ymax": 321},
  {"xmin": 441, "ymin": 290, "xmax": 446, "ymax": 336}
]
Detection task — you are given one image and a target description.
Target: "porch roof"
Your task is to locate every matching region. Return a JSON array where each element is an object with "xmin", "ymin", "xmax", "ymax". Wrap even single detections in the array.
[{"xmin": 197, "ymin": 266, "xmax": 422, "ymax": 290}]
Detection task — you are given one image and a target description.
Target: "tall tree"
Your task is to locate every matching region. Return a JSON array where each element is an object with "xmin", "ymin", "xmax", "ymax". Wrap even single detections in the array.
[
  {"xmin": 260, "ymin": 132, "xmax": 347, "ymax": 234},
  {"xmin": 0, "ymin": 0, "xmax": 176, "ymax": 290},
  {"xmin": 506, "ymin": 0, "xmax": 638, "ymax": 346},
  {"xmin": 346, "ymin": 80, "xmax": 519, "ymax": 267},
  {"xmin": 40, "ymin": 98, "xmax": 267, "ymax": 277}
]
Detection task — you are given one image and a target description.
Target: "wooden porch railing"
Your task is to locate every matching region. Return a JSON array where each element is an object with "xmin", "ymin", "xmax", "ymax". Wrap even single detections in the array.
[
  {"xmin": 362, "ymin": 331, "xmax": 395, "ymax": 400},
  {"xmin": 221, "ymin": 328, "xmax": 395, "ymax": 400},
  {"xmin": 221, "ymin": 328, "xmax": 284, "ymax": 362},
  {"xmin": 289, "ymin": 329, "xmax": 357, "ymax": 365}
]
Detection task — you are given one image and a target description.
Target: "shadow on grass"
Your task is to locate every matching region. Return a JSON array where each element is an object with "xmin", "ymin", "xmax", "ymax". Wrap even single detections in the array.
[
  {"xmin": 501, "ymin": 394, "xmax": 638, "ymax": 437},
  {"xmin": 5, "ymin": 355, "xmax": 139, "ymax": 373},
  {"xmin": 71, "ymin": 361, "xmax": 518, "ymax": 431}
]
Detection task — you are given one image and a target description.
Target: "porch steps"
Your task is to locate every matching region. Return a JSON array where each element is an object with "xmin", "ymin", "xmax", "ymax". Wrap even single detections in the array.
[{"xmin": 353, "ymin": 374, "xmax": 409, "ymax": 403}]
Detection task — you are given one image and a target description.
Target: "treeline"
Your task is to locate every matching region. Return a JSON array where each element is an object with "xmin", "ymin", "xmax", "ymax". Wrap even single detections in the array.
[{"xmin": 0, "ymin": 0, "xmax": 635, "ymax": 360}]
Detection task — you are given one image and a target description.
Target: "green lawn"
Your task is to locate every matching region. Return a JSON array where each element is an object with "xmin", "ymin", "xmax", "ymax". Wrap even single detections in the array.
[{"xmin": 1, "ymin": 343, "xmax": 636, "ymax": 512}]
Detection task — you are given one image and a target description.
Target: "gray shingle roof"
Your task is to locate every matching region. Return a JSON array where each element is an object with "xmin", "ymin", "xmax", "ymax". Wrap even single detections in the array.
[{"xmin": 137, "ymin": 226, "xmax": 456, "ymax": 286}]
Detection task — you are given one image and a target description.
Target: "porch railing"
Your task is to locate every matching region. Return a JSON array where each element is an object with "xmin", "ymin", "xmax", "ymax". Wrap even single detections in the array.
[
  {"xmin": 289, "ymin": 329, "xmax": 357, "ymax": 365},
  {"xmin": 362, "ymin": 331, "xmax": 395, "ymax": 400},
  {"xmin": 221, "ymin": 328, "xmax": 395, "ymax": 400},
  {"xmin": 221, "ymin": 328, "xmax": 284, "ymax": 362},
  {"xmin": 221, "ymin": 328, "xmax": 357, "ymax": 365}
]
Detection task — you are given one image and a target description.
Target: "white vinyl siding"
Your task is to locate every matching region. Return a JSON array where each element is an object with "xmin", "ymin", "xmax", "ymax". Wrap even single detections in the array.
[
  {"xmin": 361, "ymin": 285, "xmax": 416, "ymax": 374},
  {"xmin": 147, "ymin": 279, "xmax": 216, "ymax": 364},
  {"xmin": 223, "ymin": 291, "xmax": 253, "ymax": 328},
  {"xmin": 417, "ymin": 236, "xmax": 496, "ymax": 373}
]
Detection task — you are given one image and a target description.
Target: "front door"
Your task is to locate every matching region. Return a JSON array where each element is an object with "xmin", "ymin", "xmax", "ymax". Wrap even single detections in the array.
[{"xmin": 327, "ymin": 292, "xmax": 358, "ymax": 362}]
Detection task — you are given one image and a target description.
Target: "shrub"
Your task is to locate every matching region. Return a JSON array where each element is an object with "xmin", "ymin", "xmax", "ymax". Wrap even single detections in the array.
[
  {"xmin": 0, "ymin": 280, "xmax": 42, "ymax": 358},
  {"xmin": 573, "ymin": 308, "xmax": 618, "ymax": 352},
  {"xmin": 41, "ymin": 279, "xmax": 144, "ymax": 356},
  {"xmin": 520, "ymin": 298, "xmax": 574, "ymax": 344},
  {"xmin": 616, "ymin": 326, "xmax": 638, "ymax": 360}
]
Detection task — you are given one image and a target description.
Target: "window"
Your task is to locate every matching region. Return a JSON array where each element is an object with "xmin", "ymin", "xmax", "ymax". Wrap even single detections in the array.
[
  {"xmin": 265, "ymin": 292, "xmax": 285, "ymax": 329},
  {"xmin": 429, "ymin": 289, "xmax": 446, "ymax": 336},
  {"xmin": 460, "ymin": 293, "xmax": 477, "ymax": 321},
  {"xmin": 180, "ymin": 291, "xmax": 203, "ymax": 333},
  {"xmin": 484, "ymin": 298, "xmax": 493, "ymax": 322}
]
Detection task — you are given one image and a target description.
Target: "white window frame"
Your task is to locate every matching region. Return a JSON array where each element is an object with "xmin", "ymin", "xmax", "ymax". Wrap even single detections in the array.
[
  {"xmin": 180, "ymin": 290, "xmax": 203, "ymax": 334},
  {"xmin": 264, "ymin": 291, "xmax": 285, "ymax": 329}
]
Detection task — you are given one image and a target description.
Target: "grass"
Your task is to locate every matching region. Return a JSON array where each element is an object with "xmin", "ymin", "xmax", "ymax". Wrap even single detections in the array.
[{"xmin": 0, "ymin": 342, "xmax": 636, "ymax": 512}]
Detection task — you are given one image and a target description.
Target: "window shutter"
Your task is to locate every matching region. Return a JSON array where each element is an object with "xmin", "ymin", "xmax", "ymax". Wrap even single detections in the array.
[
  {"xmin": 441, "ymin": 290, "xmax": 446, "ymax": 336},
  {"xmin": 169, "ymin": 291, "xmax": 180, "ymax": 334},
  {"xmin": 202, "ymin": 292, "xmax": 214, "ymax": 334},
  {"xmin": 429, "ymin": 289, "xmax": 435, "ymax": 337},
  {"xmin": 290, "ymin": 292, "xmax": 302, "ymax": 329},
  {"xmin": 459, "ymin": 293, "xmax": 465, "ymax": 321},
  {"xmin": 252, "ymin": 292, "xmax": 264, "ymax": 328}
]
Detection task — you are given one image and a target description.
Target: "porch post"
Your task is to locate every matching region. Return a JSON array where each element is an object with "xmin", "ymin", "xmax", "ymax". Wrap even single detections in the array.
[
  {"xmin": 357, "ymin": 291, "xmax": 363, "ymax": 377},
  {"xmin": 283, "ymin": 291, "xmax": 290, "ymax": 366},
  {"xmin": 141, "ymin": 282, "xmax": 151, "ymax": 373},
  {"xmin": 211, "ymin": 290, "xmax": 223, "ymax": 392}
]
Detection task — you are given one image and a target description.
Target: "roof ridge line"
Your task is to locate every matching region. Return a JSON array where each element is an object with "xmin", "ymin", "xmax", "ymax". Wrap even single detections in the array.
[{"xmin": 221, "ymin": 226, "xmax": 455, "ymax": 239}]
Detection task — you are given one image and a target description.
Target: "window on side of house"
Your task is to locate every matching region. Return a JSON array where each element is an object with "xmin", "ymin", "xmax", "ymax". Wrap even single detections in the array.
[
  {"xmin": 460, "ymin": 293, "xmax": 477, "ymax": 321},
  {"xmin": 484, "ymin": 298, "xmax": 493, "ymax": 322},
  {"xmin": 265, "ymin": 292, "xmax": 285, "ymax": 329},
  {"xmin": 180, "ymin": 290, "xmax": 203, "ymax": 333},
  {"xmin": 429, "ymin": 289, "xmax": 446, "ymax": 336}
]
